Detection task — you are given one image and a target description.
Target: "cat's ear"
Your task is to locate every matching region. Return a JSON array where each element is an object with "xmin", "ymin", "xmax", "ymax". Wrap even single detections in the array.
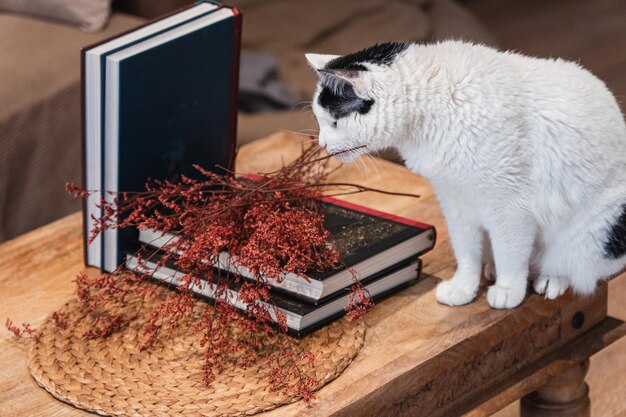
[
  {"xmin": 305, "ymin": 53, "xmax": 369, "ymax": 97},
  {"xmin": 305, "ymin": 53, "xmax": 339, "ymax": 70},
  {"xmin": 317, "ymin": 69, "xmax": 358, "ymax": 86},
  {"xmin": 319, "ymin": 69, "xmax": 368, "ymax": 97}
]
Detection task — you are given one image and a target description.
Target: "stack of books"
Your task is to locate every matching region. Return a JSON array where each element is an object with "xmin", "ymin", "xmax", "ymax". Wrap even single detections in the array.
[
  {"xmin": 125, "ymin": 197, "xmax": 435, "ymax": 336},
  {"xmin": 81, "ymin": 1, "xmax": 436, "ymax": 336}
]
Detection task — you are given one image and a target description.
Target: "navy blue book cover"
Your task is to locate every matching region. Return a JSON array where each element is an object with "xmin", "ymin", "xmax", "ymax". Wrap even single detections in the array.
[{"xmin": 113, "ymin": 8, "xmax": 241, "ymax": 265}]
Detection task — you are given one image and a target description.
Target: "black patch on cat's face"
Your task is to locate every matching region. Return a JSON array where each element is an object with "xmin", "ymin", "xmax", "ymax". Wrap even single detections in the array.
[
  {"xmin": 317, "ymin": 83, "xmax": 374, "ymax": 120},
  {"xmin": 325, "ymin": 42, "xmax": 408, "ymax": 71},
  {"xmin": 604, "ymin": 204, "xmax": 626, "ymax": 259}
]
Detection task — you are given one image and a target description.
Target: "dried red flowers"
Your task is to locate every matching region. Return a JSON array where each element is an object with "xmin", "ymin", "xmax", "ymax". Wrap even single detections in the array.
[
  {"xmin": 75, "ymin": 146, "xmax": 379, "ymax": 400},
  {"xmin": 5, "ymin": 318, "xmax": 38, "ymax": 340},
  {"xmin": 8, "ymin": 145, "xmax": 416, "ymax": 401}
]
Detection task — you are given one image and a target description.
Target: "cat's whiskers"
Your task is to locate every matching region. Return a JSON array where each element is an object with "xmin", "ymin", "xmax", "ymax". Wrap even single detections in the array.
[
  {"xmin": 355, "ymin": 151, "xmax": 372, "ymax": 179},
  {"xmin": 279, "ymin": 128, "xmax": 319, "ymax": 138},
  {"xmin": 337, "ymin": 148, "xmax": 362, "ymax": 177},
  {"xmin": 353, "ymin": 155, "xmax": 367, "ymax": 179},
  {"xmin": 298, "ymin": 128, "xmax": 320, "ymax": 135},
  {"xmin": 354, "ymin": 146, "xmax": 380, "ymax": 180},
  {"xmin": 291, "ymin": 100, "xmax": 313, "ymax": 111},
  {"xmin": 363, "ymin": 153, "xmax": 382, "ymax": 180},
  {"xmin": 364, "ymin": 155, "xmax": 378, "ymax": 179},
  {"xmin": 300, "ymin": 138, "xmax": 320, "ymax": 146}
]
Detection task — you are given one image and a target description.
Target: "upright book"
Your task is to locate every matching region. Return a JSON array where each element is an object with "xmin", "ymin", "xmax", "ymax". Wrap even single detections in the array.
[
  {"xmin": 137, "ymin": 196, "xmax": 436, "ymax": 303},
  {"xmin": 81, "ymin": 1, "xmax": 241, "ymax": 271}
]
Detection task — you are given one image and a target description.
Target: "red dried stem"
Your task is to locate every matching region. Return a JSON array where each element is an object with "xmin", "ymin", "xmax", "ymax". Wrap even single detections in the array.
[
  {"xmin": 9, "ymin": 145, "xmax": 414, "ymax": 401},
  {"xmin": 5, "ymin": 318, "xmax": 39, "ymax": 340}
]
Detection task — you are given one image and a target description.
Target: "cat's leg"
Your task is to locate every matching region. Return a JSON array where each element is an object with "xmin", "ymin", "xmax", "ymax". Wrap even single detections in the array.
[
  {"xmin": 532, "ymin": 236, "xmax": 570, "ymax": 299},
  {"xmin": 487, "ymin": 213, "xmax": 536, "ymax": 309},
  {"xmin": 533, "ymin": 275, "xmax": 570, "ymax": 299},
  {"xmin": 483, "ymin": 231, "xmax": 496, "ymax": 282},
  {"xmin": 436, "ymin": 212, "xmax": 483, "ymax": 306}
]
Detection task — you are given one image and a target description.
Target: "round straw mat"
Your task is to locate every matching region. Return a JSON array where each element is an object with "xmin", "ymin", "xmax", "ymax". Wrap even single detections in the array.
[{"xmin": 28, "ymin": 290, "xmax": 365, "ymax": 417}]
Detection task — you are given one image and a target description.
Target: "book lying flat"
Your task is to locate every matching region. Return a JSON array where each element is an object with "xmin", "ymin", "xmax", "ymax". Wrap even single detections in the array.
[
  {"xmin": 81, "ymin": 1, "xmax": 241, "ymax": 271},
  {"xmin": 125, "ymin": 255, "xmax": 422, "ymax": 337},
  {"xmin": 138, "ymin": 197, "xmax": 435, "ymax": 303}
]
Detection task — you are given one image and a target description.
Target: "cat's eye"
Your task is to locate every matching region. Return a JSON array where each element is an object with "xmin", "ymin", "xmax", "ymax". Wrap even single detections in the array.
[{"xmin": 332, "ymin": 120, "xmax": 338, "ymax": 128}]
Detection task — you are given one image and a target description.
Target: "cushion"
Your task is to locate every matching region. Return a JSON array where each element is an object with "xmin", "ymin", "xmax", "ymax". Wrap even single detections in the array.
[
  {"xmin": 0, "ymin": 12, "xmax": 143, "ymax": 129},
  {"xmin": 0, "ymin": 0, "xmax": 112, "ymax": 32}
]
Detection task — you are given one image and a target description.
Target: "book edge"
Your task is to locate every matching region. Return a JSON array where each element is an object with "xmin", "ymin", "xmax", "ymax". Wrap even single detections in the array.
[
  {"xmin": 125, "ymin": 254, "xmax": 422, "ymax": 337},
  {"xmin": 80, "ymin": 2, "xmax": 203, "ymax": 54}
]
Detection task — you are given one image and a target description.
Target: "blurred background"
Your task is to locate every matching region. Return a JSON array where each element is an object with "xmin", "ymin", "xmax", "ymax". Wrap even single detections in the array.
[
  {"xmin": 0, "ymin": 0, "xmax": 624, "ymax": 415},
  {"xmin": 1, "ymin": 0, "xmax": 625, "ymax": 243}
]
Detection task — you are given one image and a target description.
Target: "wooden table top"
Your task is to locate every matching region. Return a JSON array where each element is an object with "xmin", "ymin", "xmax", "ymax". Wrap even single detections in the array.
[{"xmin": 0, "ymin": 132, "xmax": 613, "ymax": 417}]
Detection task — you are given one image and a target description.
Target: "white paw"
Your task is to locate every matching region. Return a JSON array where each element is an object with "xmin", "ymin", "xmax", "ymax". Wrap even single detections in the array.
[
  {"xmin": 487, "ymin": 284, "xmax": 526, "ymax": 309},
  {"xmin": 484, "ymin": 261, "xmax": 496, "ymax": 282},
  {"xmin": 533, "ymin": 276, "xmax": 570, "ymax": 300},
  {"xmin": 436, "ymin": 279, "xmax": 476, "ymax": 306}
]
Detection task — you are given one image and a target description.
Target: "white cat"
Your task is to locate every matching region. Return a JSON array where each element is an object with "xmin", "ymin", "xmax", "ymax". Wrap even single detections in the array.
[{"xmin": 305, "ymin": 41, "xmax": 626, "ymax": 309}]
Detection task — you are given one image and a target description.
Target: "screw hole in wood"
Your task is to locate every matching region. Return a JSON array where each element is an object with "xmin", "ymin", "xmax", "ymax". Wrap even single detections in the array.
[{"xmin": 572, "ymin": 311, "xmax": 585, "ymax": 329}]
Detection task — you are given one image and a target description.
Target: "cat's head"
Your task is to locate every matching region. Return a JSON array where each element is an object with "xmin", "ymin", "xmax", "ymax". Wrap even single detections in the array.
[{"xmin": 306, "ymin": 42, "xmax": 409, "ymax": 163}]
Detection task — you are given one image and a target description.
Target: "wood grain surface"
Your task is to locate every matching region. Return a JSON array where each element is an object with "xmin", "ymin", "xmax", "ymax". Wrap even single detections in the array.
[{"xmin": 0, "ymin": 132, "xmax": 618, "ymax": 417}]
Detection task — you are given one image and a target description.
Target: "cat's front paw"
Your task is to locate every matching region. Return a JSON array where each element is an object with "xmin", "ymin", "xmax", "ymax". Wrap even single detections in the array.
[
  {"xmin": 533, "ymin": 276, "xmax": 570, "ymax": 300},
  {"xmin": 436, "ymin": 279, "xmax": 477, "ymax": 306},
  {"xmin": 487, "ymin": 284, "xmax": 526, "ymax": 309}
]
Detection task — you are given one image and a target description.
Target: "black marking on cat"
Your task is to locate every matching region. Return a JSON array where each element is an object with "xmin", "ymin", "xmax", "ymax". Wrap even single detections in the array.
[
  {"xmin": 317, "ymin": 83, "xmax": 374, "ymax": 120},
  {"xmin": 604, "ymin": 203, "xmax": 626, "ymax": 259},
  {"xmin": 325, "ymin": 42, "xmax": 409, "ymax": 71}
]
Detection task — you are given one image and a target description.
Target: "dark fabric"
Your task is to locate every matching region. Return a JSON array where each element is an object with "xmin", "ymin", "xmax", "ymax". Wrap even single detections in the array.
[
  {"xmin": 239, "ymin": 51, "xmax": 299, "ymax": 113},
  {"xmin": 113, "ymin": 0, "xmax": 191, "ymax": 20}
]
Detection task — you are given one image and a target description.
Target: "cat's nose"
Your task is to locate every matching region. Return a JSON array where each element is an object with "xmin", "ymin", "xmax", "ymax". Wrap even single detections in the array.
[{"xmin": 318, "ymin": 137, "xmax": 327, "ymax": 149}]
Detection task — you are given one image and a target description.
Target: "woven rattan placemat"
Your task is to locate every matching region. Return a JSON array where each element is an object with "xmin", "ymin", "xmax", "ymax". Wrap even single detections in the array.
[{"xmin": 28, "ymin": 289, "xmax": 365, "ymax": 417}]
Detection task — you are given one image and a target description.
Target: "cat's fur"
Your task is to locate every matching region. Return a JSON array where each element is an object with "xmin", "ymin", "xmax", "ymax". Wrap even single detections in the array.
[{"xmin": 306, "ymin": 41, "xmax": 626, "ymax": 309}]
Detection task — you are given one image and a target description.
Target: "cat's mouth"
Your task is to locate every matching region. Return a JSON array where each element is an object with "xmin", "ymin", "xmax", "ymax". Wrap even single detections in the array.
[{"xmin": 330, "ymin": 145, "xmax": 367, "ymax": 163}]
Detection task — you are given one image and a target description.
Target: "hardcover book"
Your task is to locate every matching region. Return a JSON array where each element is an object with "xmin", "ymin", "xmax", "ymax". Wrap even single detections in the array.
[
  {"xmin": 81, "ymin": 1, "xmax": 241, "ymax": 271},
  {"xmin": 138, "ymin": 196, "xmax": 436, "ymax": 303},
  {"xmin": 125, "ymin": 254, "xmax": 423, "ymax": 337}
]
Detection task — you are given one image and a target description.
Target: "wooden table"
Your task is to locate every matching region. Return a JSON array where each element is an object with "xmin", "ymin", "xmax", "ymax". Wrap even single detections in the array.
[{"xmin": 0, "ymin": 132, "xmax": 624, "ymax": 417}]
